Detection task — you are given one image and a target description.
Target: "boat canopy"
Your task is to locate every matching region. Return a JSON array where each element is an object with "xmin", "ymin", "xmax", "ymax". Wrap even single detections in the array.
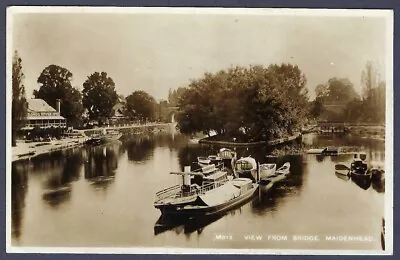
[
  {"xmin": 231, "ymin": 178, "xmax": 252, "ymax": 187},
  {"xmin": 370, "ymin": 161, "xmax": 384, "ymax": 170},
  {"xmin": 203, "ymin": 170, "xmax": 226, "ymax": 181},
  {"xmin": 260, "ymin": 164, "xmax": 276, "ymax": 170},
  {"xmin": 235, "ymin": 157, "xmax": 257, "ymax": 170},
  {"xmin": 198, "ymin": 182, "xmax": 240, "ymax": 206}
]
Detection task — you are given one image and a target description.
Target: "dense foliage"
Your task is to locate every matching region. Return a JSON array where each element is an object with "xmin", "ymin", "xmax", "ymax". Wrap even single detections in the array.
[
  {"xmin": 82, "ymin": 72, "xmax": 118, "ymax": 125},
  {"xmin": 315, "ymin": 62, "xmax": 385, "ymax": 124},
  {"xmin": 34, "ymin": 65, "xmax": 84, "ymax": 127},
  {"xmin": 168, "ymin": 87, "xmax": 187, "ymax": 106},
  {"xmin": 176, "ymin": 64, "xmax": 309, "ymax": 141},
  {"xmin": 12, "ymin": 51, "xmax": 28, "ymax": 146},
  {"xmin": 124, "ymin": 90, "xmax": 157, "ymax": 121}
]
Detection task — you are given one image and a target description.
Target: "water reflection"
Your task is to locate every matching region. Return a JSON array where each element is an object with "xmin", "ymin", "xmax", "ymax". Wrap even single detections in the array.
[
  {"xmin": 251, "ymin": 156, "xmax": 304, "ymax": 215},
  {"xmin": 125, "ymin": 136, "xmax": 155, "ymax": 162},
  {"xmin": 154, "ymin": 201, "xmax": 249, "ymax": 236},
  {"xmin": 11, "ymin": 162, "xmax": 29, "ymax": 241},
  {"xmin": 84, "ymin": 142, "xmax": 120, "ymax": 190},
  {"xmin": 11, "ymin": 132, "xmax": 386, "ymax": 249},
  {"xmin": 335, "ymin": 172, "xmax": 350, "ymax": 181},
  {"xmin": 372, "ymin": 172, "xmax": 385, "ymax": 193},
  {"xmin": 351, "ymin": 175, "xmax": 372, "ymax": 190},
  {"xmin": 40, "ymin": 149, "xmax": 84, "ymax": 207}
]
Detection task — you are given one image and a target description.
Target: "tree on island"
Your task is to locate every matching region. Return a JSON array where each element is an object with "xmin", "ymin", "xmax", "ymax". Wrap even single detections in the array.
[
  {"xmin": 176, "ymin": 64, "xmax": 309, "ymax": 142},
  {"xmin": 34, "ymin": 64, "xmax": 84, "ymax": 127},
  {"xmin": 316, "ymin": 78, "xmax": 358, "ymax": 104},
  {"xmin": 124, "ymin": 90, "xmax": 157, "ymax": 122},
  {"xmin": 12, "ymin": 51, "xmax": 28, "ymax": 146},
  {"xmin": 82, "ymin": 72, "xmax": 118, "ymax": 125}
]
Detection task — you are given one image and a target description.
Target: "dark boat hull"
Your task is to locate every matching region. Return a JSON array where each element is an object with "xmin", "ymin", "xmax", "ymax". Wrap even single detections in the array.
[
  {"xmin": 160, "ymin": 185, "xmax": 258, "ymax": 216},
  {"xmin": 236, "ymin": 170, "xmax": 257, "ymax": 182}
]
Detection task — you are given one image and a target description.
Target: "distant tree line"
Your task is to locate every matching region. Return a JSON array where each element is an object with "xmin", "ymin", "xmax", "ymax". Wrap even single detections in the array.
[
  {"xmin": 12, "ymin": 50, "xmax": 386, "ymax": 147},
  {"xmin": 310, "ymin": 61, "xmax": 385, "ymax": 124}
]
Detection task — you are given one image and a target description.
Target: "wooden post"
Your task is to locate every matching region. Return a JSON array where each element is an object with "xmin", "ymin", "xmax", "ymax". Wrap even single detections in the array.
[{"xmin": 183, "ymin": 166, "xmax": 191, "ymax": 186}]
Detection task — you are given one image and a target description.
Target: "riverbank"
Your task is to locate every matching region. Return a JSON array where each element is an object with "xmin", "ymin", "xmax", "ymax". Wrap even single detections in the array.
[
  {"xmin": 12, "ymin": 137, "xmax": 88, "ymax": 162},
  {"xmin": 82, "ymin": 122, "xmax": 172, "ymax": 136},
  {"xmin": 12, "ymin": 123, "xmax": 173, "ymax": 162},
  {"xmin": 198, "ymin": 133, "xmax": 302, "ymax": 147}
]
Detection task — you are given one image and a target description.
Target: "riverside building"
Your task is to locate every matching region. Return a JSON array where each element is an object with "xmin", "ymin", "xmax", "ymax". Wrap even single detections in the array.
[{"xmin": 21, "ymin": 99, "xmax": 67, "ymax": 131}]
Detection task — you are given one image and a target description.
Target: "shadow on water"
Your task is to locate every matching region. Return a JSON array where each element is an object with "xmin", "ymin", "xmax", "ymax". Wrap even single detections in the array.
[
  {"xmin": 335, "ymin": 172, "xmax": 350, "ymax": 181},
  {"xmin": 251, "ymin": 156, "xmax": 303, "ymax": 216},
  {"xmin": 84, "ymin": 142, "xmax": 121, "ymax": 190},
  {"xmin": 124, "ymin": 136, "xmax": 155, "ymax": 162},
  {"xmin": 154, "ymin": 213, "xmax": 225, "ymax": 236},
  {"xmin": 41, "ymin": 148, "xmax": 85, "ymax": 207},
  {"xmin": 154, "ymin": 194, "xmax": 254, "ymax": 236},
  {"xmin": 350, "ymin": 175, "xmax": 372, "ymax": 190},
  {"xmin": 11, "ymin": 162, "xmax": 29, "ymax": 241},
  {"xmin": 372, "ymin": 175, "xmax": 385, "ymax": 193}
]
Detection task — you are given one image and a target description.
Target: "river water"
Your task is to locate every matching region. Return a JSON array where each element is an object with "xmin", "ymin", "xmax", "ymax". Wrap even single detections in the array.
[{"xmin": 11, "ymin": 130, "xmax": 386, "ymax": 251}]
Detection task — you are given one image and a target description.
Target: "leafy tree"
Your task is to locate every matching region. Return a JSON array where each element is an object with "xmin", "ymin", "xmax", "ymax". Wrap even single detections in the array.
[
  {"xmin": 343, "ymin": 98, "xmax": 365, "ymax": 122},
  {"xmin": 82, "ymin": 72, "xmax": 118, "ymax": 125},
  {"xmin": 124, "ymin": 90, "xmax": 157, "ymax": 121},
  {"xmin": 176, "ymin": 64, "xmax": 309, "ymax": 141},
  {"xmin": 315, "ymin": 84, "xmax": 329, "ymax": 102},
  {"xmin": 12, "ymin": 51, "xmax": 28, "ymax": 146},
  {"xmin": 326, "ymin": 78, "xmax": 358, "ymax": 103},
  {"xmin": 361, "ymin": 61, "xmax": 378, "ymax": 101},
  {"xmin": 34, "ymin": 64, "xmax": 84, "ymax": 127},
  {"xmin": 168, "ymin": 87, "xmax": 187, "ymax": 106},
  {"xmin": 315, "ymin": 78, "xmax": 358, "ymax": 104},
  {"xmin": 309, "ymin": 99, "xmax": 324, "ymax": 120}
]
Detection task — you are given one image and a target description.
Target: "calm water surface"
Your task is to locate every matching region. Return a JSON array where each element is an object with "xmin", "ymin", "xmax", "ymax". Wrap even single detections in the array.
[{"xmin": 11, "ymin": 131, "xmax": 385, "ymax": 250}]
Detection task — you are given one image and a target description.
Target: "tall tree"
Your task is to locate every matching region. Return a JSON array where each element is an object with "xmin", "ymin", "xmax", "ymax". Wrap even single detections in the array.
[
  {"xmin": 124, "ymin": 90, "xmax": 157, "ymax": 121},
  {"xmin": 34, "ymin": 64, "xmax": 84, "ymax": 127},
  {"xmin": 12, "ymin": 51, "xmax": 28, "ymax": 146},
  {"xmin": 82, "ymin": 72, "xmax": 118, "ymax": 125},
  {"xmin": 361, "ymin": 61, "xmax": 378, "ymax": 101}
]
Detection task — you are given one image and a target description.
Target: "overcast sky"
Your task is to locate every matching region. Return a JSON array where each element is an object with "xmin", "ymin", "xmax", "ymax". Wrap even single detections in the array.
[{"xmin": 11, "ymin": 9, "xmax": 389, "ymax": 100}]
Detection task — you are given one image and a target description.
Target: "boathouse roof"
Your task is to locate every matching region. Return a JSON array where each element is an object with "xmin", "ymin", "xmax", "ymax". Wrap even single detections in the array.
[{"xmin": 26, "ymin": 99, "xmax": 65, "ymax": 120}]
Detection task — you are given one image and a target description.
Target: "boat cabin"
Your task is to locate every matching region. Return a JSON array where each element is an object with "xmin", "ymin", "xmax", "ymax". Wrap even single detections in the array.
[
  {"xmin": 232, "ymin": 178, "xmax": 253, "ymax": 194},
  {"xmin": 203, "ymin": 170, "xmax": 228, "ymax": 189},
  {"xmin": 218, "ymin": 148, "xmax": 237, "ymax": 160},
  {"xmin": 235, "ymin": 157, "xmax": 257, "ymax": 172}
]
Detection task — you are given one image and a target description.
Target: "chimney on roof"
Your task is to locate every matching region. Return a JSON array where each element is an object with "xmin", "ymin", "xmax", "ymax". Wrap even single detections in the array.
[{"xmin": 56, "ymin": 99, "xmax": 61, "ymax": 113}]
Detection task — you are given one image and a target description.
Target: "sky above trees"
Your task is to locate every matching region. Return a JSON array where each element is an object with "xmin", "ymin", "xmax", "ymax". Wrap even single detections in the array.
[{"xmin": 11, "ymin": 9, "xmax": 389, "ymax": 100}]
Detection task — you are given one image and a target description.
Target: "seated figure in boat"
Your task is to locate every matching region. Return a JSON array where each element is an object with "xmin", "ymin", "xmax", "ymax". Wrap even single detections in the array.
[{"xmin": 351, "ymin": 152, "xmax": 368, "ymax": 175}]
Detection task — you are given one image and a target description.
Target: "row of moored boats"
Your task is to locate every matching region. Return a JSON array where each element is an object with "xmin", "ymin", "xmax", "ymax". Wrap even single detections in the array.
[
  {"xmin": 154, "ymin": 148, "xmax": 291, "ymax": 217},
  {"xmin": 334, "ymin": 151, "xmax": 385, "ymax": 183}
]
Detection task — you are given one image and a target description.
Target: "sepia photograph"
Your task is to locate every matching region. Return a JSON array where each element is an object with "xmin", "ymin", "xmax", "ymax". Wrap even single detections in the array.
[{"xmin": 6, "ymin": 7, "xmax": 393, "ymax": 254}]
